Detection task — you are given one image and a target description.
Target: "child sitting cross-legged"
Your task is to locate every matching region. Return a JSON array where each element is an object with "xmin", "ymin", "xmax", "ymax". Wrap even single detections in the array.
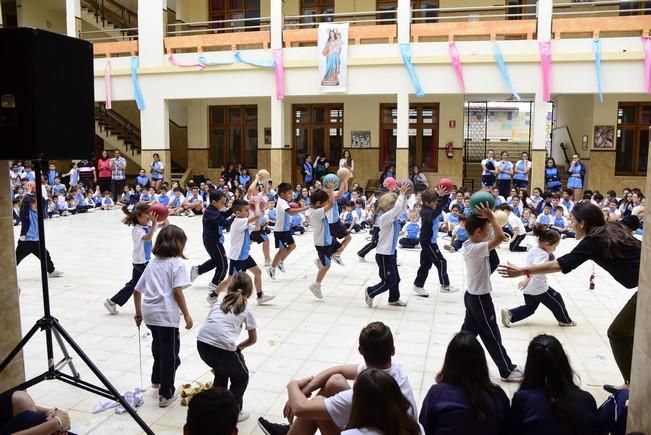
[{"xmin": 399, "ymin": 210, "xmax": 420, "ymax": 249}]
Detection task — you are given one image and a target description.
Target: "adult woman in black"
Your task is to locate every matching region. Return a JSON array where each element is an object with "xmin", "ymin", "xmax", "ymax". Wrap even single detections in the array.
[
  {"xmin": 313, "ymin": 153, "xmax": 329, "ymax": 182},
  {"xmin": 508, "ymin": 334, "xmax": 597, "ymax": 435},
  {"xmin": 499, "ymin": 202, "xmax": 641, "ymax": 387}
]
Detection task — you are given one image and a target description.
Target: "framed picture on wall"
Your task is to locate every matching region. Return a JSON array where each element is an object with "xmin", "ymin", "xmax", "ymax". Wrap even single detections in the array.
[
  {"xmin": 593, "ymin": 125, "xmax": 614, "ymax": 149},
  {"xmin": 351, "ymin": 131, "xmax": 371, "ymax": 148}
]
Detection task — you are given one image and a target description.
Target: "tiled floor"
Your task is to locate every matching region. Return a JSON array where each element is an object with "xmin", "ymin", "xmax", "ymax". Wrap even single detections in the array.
[{"xmin": 12, "ymin": 210, "xmax": 635, "ymax": 434}]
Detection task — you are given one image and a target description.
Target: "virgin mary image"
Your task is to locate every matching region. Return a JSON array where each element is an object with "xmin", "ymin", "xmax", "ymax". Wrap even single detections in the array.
[{"xmin": 321, "ymin": 28, "xmax": 343, "ymax": 86}]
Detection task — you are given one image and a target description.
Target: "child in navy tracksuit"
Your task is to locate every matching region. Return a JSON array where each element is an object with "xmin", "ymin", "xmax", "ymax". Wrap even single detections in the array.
[
  {"xmin": 399, "ymin": 210, "xmax": 420, "ymax": 249},
  {"xmin": 364, "ymin": 185, "xmax": 409, "ymax": 308},
  {"xmin": 190, "ymin": 191, "xmax": 233, "ymax": 300},
  {"xmin": 413, "ymin": 188, "xmax": 456, "ymax": 297}
]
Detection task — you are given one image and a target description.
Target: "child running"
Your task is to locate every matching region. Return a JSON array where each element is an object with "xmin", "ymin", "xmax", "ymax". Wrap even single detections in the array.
[
  {"xmin": 501, "ymin": 224, "xmax": 576, "ymax": 328},
  {"xmin": 365, "ymin": 183, "xmax": 410, "ymax": 308},
  {"xmin": 134, "ymin": 225, "xmax": 193, "ymax": 407},
  {"xmin": 246, "ymin": 174, "xmax": 272, "ymax": 267},
  {"xmin": 267, "ymin": 183, "xmax": 309, "ymax": 279},
  {"xmin": 190, "ymin": 191, "xmax": 233, "ymax": 301},
  {"xmin": 306, "ymin": 181, "xmax": 338, "ymax": 299},
  {"xmin": 413, "ymin": 186, "xmax": 457, "ymax": 297},
  {"xmin": 461, "ymin": 206, "xmax": 523, "ymax": 382},
  {"xmin": 326, "ymin": 177, "xmax": 351, "ymax": 265},
  {"xmin": 197, "ymin": 272, "xmax": 257, "ymax": 423},
  {"xmin": 104, "ymin": 204, "xmax": 163, "ymax": 315},
  {"xmin": 212, "ymin": 198, "xmax": 275, "ymax": 305}
]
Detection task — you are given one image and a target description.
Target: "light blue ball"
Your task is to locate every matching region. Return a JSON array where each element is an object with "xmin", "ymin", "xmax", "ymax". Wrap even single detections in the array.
[{"xmin": 322, "ymin": 173, "xmax": 340, "ymax": 190}]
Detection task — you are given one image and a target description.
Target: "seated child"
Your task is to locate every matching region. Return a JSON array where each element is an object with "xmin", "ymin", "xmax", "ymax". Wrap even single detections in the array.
[
  {"xmin": 535, "ymin": 203, "xmax": 553, "ymax": 226},
  {"xmin": 168, "ymin": 187, "xmax": 188, "ymax": 216},
  {"xmin": 290, "ymin": 212, "xmax": 306, "ymax": 235},
  {"xmin": 446, "ymin": 204, "xmax": 461, "ymax": 236},
  {"xmin": 342, "ymin": 201, "xmax": 362, "ymax": 233},
  {"xmin": 551, "ymin": 206, "xmax": 574, "ymax": 238},
  {"xmin": 399, "ymin": 210, "xmax": 421, "ymax": 249},
  {"xmin": 444, "ymin": 215, "xmax": 468, "ymax": 252},
  {"xmin": 265, "ymin": 199, "xmax": 277, "ymax": 227},
  {"xmin": 101, "ymin": 191, "xmax": 115, "ymax": 210},
  {"xmin": 521, "ymin": 208, "xmax": 535, "ymax": 233}
]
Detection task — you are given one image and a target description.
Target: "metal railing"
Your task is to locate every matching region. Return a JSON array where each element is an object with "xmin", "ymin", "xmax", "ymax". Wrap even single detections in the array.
[
  {"xmin": 79, "ymin": 27, "xmax": 138, "ymax": 42},
  {"xmin": 553, "ymin": 0, "xmax": 651, "ymax": 16},
  {"xmin": 284, "ymin": 9, "xmax": 398, "ymax": 29},
  {"xmin": 412, "ymin": 3, "xmax": 537, "ymax": 23},
  {"xmin": 81, "ymin": 0, "xmax": 138, "ymax": 30},
  {"xmin": 166, "ymin": 16, "xmax": 271, "ymax": 37}
]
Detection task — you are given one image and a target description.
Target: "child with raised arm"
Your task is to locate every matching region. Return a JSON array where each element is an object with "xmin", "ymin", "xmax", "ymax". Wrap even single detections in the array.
[
  {"xmin": 461, "ymin": 206, "xmax": 523, "ymax": 382},
  {"xmin": 501, "ymin": 224, "xmax": 575, "ymax": 328},
  {"xmin": 306, "ymin": 181, "xmax": 338, "ymax": 299},
  {"xmin": 134, "ymin": 225, "xmax": 193, "ymax": 407},
  {"xmin": 197, "ymin": 272, "xmax": 257, "ymax": 422}
]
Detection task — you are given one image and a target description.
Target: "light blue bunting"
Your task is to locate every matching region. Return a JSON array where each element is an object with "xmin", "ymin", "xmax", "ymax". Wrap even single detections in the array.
[
  {"xmin": 493, "ymin": 44, "xmax": 520, "ymax": 101},
  {"xmin": 130, "ymin": 56, "xmax": 145, "ymax": 110},
  {"xmin": 399, "ymin": 43, "xmax": 424, "ymax": 97},
  {"xmin": 593, "ymin": 39, "xmax": 604, "ymax": 103},
  {"xmin": 197, "ymin": 51, "xmax": 275, "ymax": 68}
]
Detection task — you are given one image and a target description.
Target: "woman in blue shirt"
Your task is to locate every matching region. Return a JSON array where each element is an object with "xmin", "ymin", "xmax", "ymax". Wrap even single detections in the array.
[
  {"xmin": 496, "ymin": 151, "xmax": 513, "ymax": 199},
  {"xmin": 136, "ymin": 169, "xmax": 149, "ymax": 188},
  {"xmin": 149, "ymin": 153, "xmax": 164, "ymax": 191},
  {"xmin": 420, "ymin": 332, "xmax": 509, "ymax": 435},
  {"xmin": 513, "ymin": 152, "xmax": 532, "ymax": 190},
  {"xmin": 567, "ymin": 153, "xmax": 586, "ymax": 202},
  {"xmin": 544, "ymin": 158, "xmax": 562, "ymax": 193},
  {"xmin": 508, "ymin": 334, "xmax": 597, "ymax": 435}
]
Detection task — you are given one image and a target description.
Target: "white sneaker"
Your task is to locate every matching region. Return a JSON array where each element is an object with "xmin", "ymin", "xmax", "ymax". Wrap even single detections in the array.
[
  {"xmin": 238, "ymin": 409, "xmax": 250, "ymax": 422},
  {"xmin": 103, "ymin": 298, "xmax": 118, "ymax": 315},
  {"xmin": 278, "ymin": 262, "xmax": 286, "ymax": 273},
  {"xmin": 159, "ymin": 392, "xmax": 178, "ymax": 408},
  {"xmin": 364, "ymin": 289, "xmax": 374, "ymax": 308},
  {"xmin": 48, "ymin": 270, "xmax": 64, "ymax": 278},
  {"xmin": 358, "ymin": 255, "xmax": 366, "ymax": 262},
  {"xmin": 266, "ymin": 266, "xmax": 276, "ymax": 280},
  {"xmin": 309, "ymin": 283, "xmax": 324, "ymax": 300},
  {"xmin": 388, "ymin": 300, "xmax": 407, "ymax": 307},
  {"xmin": 558, "ymin": 320, "xmax": 577, "ymax": 327},
  {"xmin": 208, "ymin": 281, "xmax": 218, "ymax": 292},
  {"xmin": 501, "ymin": 309, "xmax": 512, "ymax": 328},
  {"xmin": 502, "ymin": 366, "xmax": 524, "ymax": 382},
  {"xmin": 190, "ymin": 266, "xmax": 199, "ymax": 282},
  {"xmin": 257, "ymin": 294, "xmax": 275, "ymax": 305},
  {"xmin": 413, "ymin": 286, "xmax": 429, "ymax": 297},
  {"xmin": 332, "ymin": 255, "xmax": 345, "ymax": 266},
  {"xmin": 206, "ymin": 292, "xmax": 219, "ymax": 305},
  {"xmin": 440, "ymin": 285, "xmax": 459, "ymax": 293}
]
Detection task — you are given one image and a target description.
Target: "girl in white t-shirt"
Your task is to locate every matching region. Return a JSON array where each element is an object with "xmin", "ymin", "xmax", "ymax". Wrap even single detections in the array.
[
  {"xmin": 342, "ymin": 368, "xmax": 421, "ymax": 435},
  {"xmin": 197, "ymin": 272, "xmax": 257, "ymax": 422},
  {"xmin": 500, "ymin": 224, "xmax": 575, "ymax": 328},
  {"xmin": 134, "ymin": 225, "xmax": 193, "ymax": 408}
]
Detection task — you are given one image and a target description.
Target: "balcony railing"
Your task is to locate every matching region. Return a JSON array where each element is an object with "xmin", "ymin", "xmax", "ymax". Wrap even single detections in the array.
[
  {"xmin": 80, "ymin": 27, "xmax": 138, "ymax": 42},
  {"xmin": 552, "ymin": 0, "xmax": 651, "ymax": 38},
  {"xmin": 93, "ymin": 39, "xmax": 138, "ymax": 58}
]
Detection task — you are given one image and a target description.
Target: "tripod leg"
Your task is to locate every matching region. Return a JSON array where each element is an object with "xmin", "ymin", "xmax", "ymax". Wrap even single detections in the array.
[
  {"xmin": 52, "ymin": 329, "xmax": 80, "ymax": 379},
  {"xmin": 0, "ymin": 322, "xmax": 40, "ymax": 373},
  {"xmin": 52, "ymin": 321, "xmax": 154, "ymax": 435}
]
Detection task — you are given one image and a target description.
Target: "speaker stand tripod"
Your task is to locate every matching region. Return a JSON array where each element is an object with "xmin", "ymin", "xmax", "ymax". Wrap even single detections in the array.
[{"xmin": 0, "ymin": 159, "xmax": 154, "ymax": 435}]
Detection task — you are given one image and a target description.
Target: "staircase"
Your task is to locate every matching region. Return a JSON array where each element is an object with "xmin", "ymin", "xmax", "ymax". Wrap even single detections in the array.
[{"xmin": 79, "ymin": 0, "xmax": 138, "ymax": 40}]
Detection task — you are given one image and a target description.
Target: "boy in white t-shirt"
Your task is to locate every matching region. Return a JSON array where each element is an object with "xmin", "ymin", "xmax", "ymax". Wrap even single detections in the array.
[
  {"xmin": 496, "ymin": 204, "xmax": 527, "ymax": 252},
  {"xmin": 461, "ymin": 207, "xmax": 523, "ymax": 382},
  {"xmin": 257, "ymin": 322, "xmax": 419, "ymax": 435}
]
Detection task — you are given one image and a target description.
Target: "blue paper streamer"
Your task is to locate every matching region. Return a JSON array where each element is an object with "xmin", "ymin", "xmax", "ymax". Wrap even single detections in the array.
[
  {"xmin": 399, "ymin": 43, "xmax": 424, "ymax": 97},
  {"xmin": 130, "ymin": 56, "xmax": 145, "ymax": 110},
  {"xmin": 198, "ymin": 51, "xmax": 275, "ymax": 68},
  {"xmin": 593, "ymin": 39, "xmax": 604, "ymax": 103},
  {"xmin": 493, "ymin": 44, "xmax": 520, "ymax": 101}
]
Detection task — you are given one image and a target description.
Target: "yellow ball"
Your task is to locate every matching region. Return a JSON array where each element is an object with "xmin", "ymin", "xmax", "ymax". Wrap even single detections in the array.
[
  {"xmin": 494, "ymin": 210, "xmax": 509, "ymax": 227},
  {"xmin": 256, "ymin": 169, "xmax": 270, "ymax": 181},
  {"xmin": 337, "ymin": 167, "xmax": 352, "ymax": 181}
]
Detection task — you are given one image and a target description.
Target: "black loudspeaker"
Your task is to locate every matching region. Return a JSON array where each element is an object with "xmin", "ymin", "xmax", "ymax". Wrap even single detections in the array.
[{"xmin": 0, "ymin": 28, "xmax": 95, "ymax": 160}]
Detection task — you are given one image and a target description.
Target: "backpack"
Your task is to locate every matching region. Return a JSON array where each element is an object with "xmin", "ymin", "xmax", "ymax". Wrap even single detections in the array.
[{"xmin": 597, "ymin": 388, "xmax": 629, "ymax": 435}]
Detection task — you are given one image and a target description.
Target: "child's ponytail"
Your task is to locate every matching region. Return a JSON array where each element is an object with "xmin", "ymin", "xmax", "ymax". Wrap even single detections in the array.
[
  {"xmin": 122, "ymin": 203, "xmax": 150, "ymax": 226},
  {"xmin": 221, "ymin": 272, "xmax": 254, "ymax": 315},
  {"xmin": 531, "ymin": 223, "xmax": 561, "ymax": 245}
]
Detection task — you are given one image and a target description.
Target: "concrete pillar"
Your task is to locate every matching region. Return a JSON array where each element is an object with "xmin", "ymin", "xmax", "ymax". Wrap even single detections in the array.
[
  {"xmin": 270, "ymin": 0, "xmax": 283, "ymax": 50},
  {"xmin": 397, "ymin": 0, "xmax": 411, "ymax": 44},
  {"xmin": 187, "ymin": 101, "xmax": 209, "ymax": 172},
  {"xmin": 530, "ymin": 95, "xmax": 548, "ymax": 191},
  {"xmin": 137, "ymin": 0, "xmax": 165, "ymax": 67},
  {"xmin": 396, "ymin": 91, "xmax": 410, "ymax": 179},
  {"xmin": 140, "ymin": 97, "xmax": 170, "ymax": 183},
  {"xmin": 628, "ymin": 150, "xmax": 651, "ymax": 433},
  {"xmin": 269, "ymin": 0, "xmax": 288, "ymax": 183},
  {"xmin": 536, "ymin": 0, "xmax": 553, "ymax": 42},
  {"xmin": 0, "ymin": 162, "xmax": 25, "ymax": 391},
  {"xmin": 65, "ymin": 0, "xmax": 81, "ymax": 38}
]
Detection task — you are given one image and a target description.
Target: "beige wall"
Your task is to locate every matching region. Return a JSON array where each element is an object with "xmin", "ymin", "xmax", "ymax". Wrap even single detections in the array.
[{"xmin": 17, "ymin": 0, "xmax": 66, "ymax": 34}]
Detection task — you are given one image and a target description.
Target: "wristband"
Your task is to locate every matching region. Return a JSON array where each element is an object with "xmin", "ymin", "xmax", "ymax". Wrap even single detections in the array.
[
  {"xmin": 54, "ymin": 415, "xmax": 63, "ymax": 431},
  {"xmin": 523, "ymin": 268, "xmax": 531, "ymax": 278}
]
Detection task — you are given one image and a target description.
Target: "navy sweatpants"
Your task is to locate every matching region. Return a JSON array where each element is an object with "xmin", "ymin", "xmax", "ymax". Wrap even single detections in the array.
[
  {"xmin": 357, "ymin": 226, "xmax": 379, "ymax": 258},
  {"xmin": 509, "ymin": 287, "xmax": 573, "ymax": 324},
  {"xmin": 147, "ymin": 325, "xmax": 181, "ymax": 399},
  {"xmin": 414, "ymin": 243, "xmax": 449, "ymax": 287},
  {"xmin": 197, "ymin": 243, "xmax": 228, "ymax": 285},
  {"xmin": 509, "ymin": 234, "xmax": 527, "ymax": 252},
  {"xmin": 461, "ymin": 292, "xmax": 516, "ymax": 378},
  {"xmin": 367, "ymin": 253, "xmax": 400, "ymax": 303},
  {"xmin": 111, "ymin": 263, "xmax": 147, "ymax": 306}
]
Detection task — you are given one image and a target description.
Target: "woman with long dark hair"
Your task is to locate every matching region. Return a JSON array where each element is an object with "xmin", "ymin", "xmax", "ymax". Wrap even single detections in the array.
[
  {"xmin": 343, "ymin": 368, "xmax": 421, "ymax": 435},
  {"xmin": 419, "ymin": 332, "xmax": 509, "ymax": 435},
  {"xmin": 509, "ymin": 334, "xmax": 597, "ymax": 435},
  {"xmin": 499, "ymin": 202, "xmax": 641, "ymax": 388},
  {"xmin": 544, "ymin": 158, "xmax": 562, "ymax": 193},
  {"xmin": 567, "ymin": 153, "xmax": 587, "ymax": 202},
  {"xmin": 97, "ymin": 150, "xmax": 112, "ymax": 194}
]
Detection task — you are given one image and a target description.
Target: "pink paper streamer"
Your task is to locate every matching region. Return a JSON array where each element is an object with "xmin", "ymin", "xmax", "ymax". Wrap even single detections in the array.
[
  {"xmin": 104, "ymin": 60, "xmax": 112, "ymax": 110},
  {"xmin": 448, "ymin": 41, "xmax": 466, "ymax": 93},
  {"xmin": 273, "ymin": 48, "xmax": 285, "ymax": 100},
  {"xmin": 641, "ymin": 36, "xmax": 651, "ymax": 93},
  {"xmin": 539, "ymin": 41, "xmax": 552, "ymax": 102},
  {"xmin": 168, "ymin": 54, "xmax": 206, "ymax": 70}
]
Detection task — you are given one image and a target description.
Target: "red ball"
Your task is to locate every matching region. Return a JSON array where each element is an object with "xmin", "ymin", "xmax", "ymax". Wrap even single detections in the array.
[
  {"xmin": 438, "ymin": 178, "xmax": 454, "ymax": 193},
  {"xmin": 150, "ymin": 203, "xmax": 169, "ymax": 222},
  {"xmin": 397, "ymin": 178, "xmax": 414, "ymax": 195},
  {"xmin": 289, "ymin": 202, "xmax": 299, "ymax": 209},
  {"xmin": 383, "ymin": 177, "xmax": 397, "ymax": 191}
]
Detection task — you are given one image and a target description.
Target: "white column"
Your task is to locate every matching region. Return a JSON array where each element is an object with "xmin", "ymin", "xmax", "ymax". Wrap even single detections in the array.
[
  {"xmin": 138, "ymin": 0, "xmax": 166, "ymax": 67},
  {"xmin": 396, "ymin": 91, "xmax": 410, "ymax": 177},
  {"xmin": 141, "ymin": 97, "xmax": 170, "ymax": 151},
  {"xmin": 537, "ymin": 0, "xmax": 552, "ymax": 42},
  {"xmin": 397, "ymin": 0, "xmax": 411, "ymax": 44},
  {"xmin": 530, "ymin": 93, "xmax": 548, "ymax": 190},
  {"xmin": 271, "ymin": 98, "xmax": 284, "ymax": 150},
  {"xmin": 65, "ymin": 0, "xmax": 81, "ymax": 38},
  {"xmin": 270, "ymin": 0, "xmax": 283, "ymax": 50}
]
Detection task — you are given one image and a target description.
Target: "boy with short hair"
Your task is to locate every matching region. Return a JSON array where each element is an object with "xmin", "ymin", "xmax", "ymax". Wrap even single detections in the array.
[
  {"xmin": 168, "ymin": 187, "xmax": 187, "ymax": 216},
  {"xmin": 552, "ymin": 206, "xmax": 574, "ymax": 238},
  {"xmin": 444, "ymin": 215, "xmax": 468, "ymax": 252},
  {"xmin": 536, "ymin": 203, "xmax": 553, "ymax": 225},
  {"xmin": 267, "ymin": 183, "xmax": 309, "ymax": 279},
  {"xmin": 306, "ymin": 183, "xmax": 338, "ymax": 299},
  {"xmin": 461, "ymin": 208, "xmax": 523, "ymax": 382}
]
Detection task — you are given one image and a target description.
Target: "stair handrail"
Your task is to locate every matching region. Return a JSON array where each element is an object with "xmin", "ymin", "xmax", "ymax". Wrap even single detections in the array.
[
  {"xmin": 81, "ymin": 0, "xmax": 138, "ymax": 31},
  {"xmin": 559, "ymin": 142, "xmax": 571, "ymax": 167},
  {"xmin": 95, "ymin": 104, "xmax": 141, "ymax": 154}
]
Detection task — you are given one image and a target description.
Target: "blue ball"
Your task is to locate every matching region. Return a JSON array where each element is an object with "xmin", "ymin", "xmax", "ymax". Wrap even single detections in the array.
[{"xmin": 322, "ymin": 173, "xmax": 340, "ymax": 190}]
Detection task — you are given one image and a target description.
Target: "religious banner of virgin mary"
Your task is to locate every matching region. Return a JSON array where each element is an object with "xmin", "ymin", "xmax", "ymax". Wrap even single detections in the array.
[{"xmin": 318, "ymin": 22, "xmax": 349, "ymax": 92}]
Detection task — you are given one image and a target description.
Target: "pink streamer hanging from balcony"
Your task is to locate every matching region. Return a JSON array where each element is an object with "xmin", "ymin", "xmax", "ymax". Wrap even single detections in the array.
[
  {"xmin": 641, "ymin": 36, "xmax": 651, "ymax": 93},
  {"xmin": 273, "ymin": 48, "xmax": 285, "ymax": 100},
  {"xmin": 167, "ymin": 54, "xmax": 206, "ymax": 70},
  {"xmin": 539, "ymin": 41, "xmax": 552, "ymax": 102},
  {"xmin": 448, "ymin": 41, "xmax": 465, "ymax": 93},
  {"xmin": 104, "ymin": 60, "xmax": 112, "ymax": 110}
]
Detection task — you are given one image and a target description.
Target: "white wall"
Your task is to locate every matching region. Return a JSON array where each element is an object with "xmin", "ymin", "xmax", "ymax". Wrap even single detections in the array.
[{"xmin": 18, "ymin": 0, "xmax": 66, "ymax": 33}]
